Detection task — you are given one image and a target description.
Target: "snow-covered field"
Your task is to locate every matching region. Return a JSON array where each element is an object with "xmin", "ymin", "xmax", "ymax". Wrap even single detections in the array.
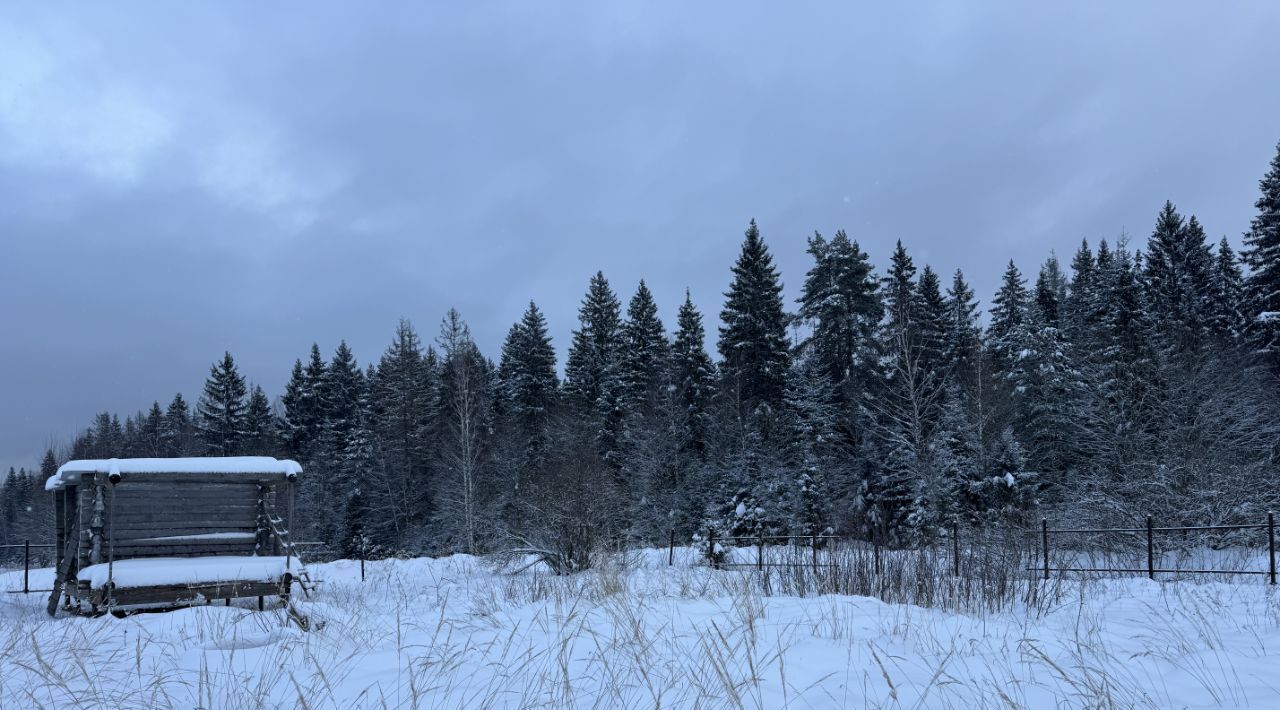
[{"xmin": 3, "ymin": 549, "xmax": 1280, "ymax": 709}]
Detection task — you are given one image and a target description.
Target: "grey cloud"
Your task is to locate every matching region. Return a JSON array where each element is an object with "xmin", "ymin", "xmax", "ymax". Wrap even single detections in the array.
[{"xmin": 2, "ymin": 1, "xmax": 1279, "ymax": 468}]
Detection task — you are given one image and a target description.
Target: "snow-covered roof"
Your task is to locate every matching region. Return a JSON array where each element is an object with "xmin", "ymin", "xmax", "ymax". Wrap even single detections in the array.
[{"xmin": 45, "ymin": 457, "xmax": 302, "ymax": 491}]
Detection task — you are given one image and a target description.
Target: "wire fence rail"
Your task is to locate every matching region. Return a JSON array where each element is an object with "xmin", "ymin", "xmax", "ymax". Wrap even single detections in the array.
[
  {"xmin": 1033, "ymin": 513, "xmax": 1278, "ymax": 584},
  {"xmin": 0, "ymin": 541, "xmax": 57, "ymax": 593},
  {"xmin": 6, "ymin": 512, "xmax": 1276, "ymax": 595},
  {"xmin": 679, "ymin": 512, "xmax": 1278, "ymax": 587},
  {"xmin": 1, "ymin": 540, "xmax": 332, "ymax": 594}
]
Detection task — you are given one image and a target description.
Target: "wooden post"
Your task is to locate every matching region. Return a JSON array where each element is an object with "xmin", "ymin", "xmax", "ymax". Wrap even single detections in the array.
[
  {"xmin": 1146, "ymin": 516, "xmax": 1155, "ymax": 581},
  {"xmin": 255, "ymin": 485, "xmax": 271, "ymax": 556},
  {"xmin": 811, "ymin": 534, "xmax": 818, "ymax": 572},
  {"xmin": 258, "ymin": 595, "xmax": 264, "ymax": 611},
  {"xmin": 1041, "ymin": 519, "xmax": 1050, "ymax": 581},
  {"xmin": 89, "ymin": 478, "xmax": 105, "ymax": 565},
  {"xmin": 1268, "ymin": 512, "xmax": 1276, "ymax": 586},
  {"xmin": 757, "ymin": 532, "xmax": 764, "ymax": 570},
  {"xmin": 360, "ymin": 545, "xmax": 366, "ymax": 582},
  {"xmin": 23, "ymin": 540, "xmax": 30, "ymax": 594},
  {"xmin": 668, "ymin": 529, "xmax": 675, "ymax": 567},
  {"xmin": 286, "ymin": 482, "xmax": 295, "ymax": 573}
]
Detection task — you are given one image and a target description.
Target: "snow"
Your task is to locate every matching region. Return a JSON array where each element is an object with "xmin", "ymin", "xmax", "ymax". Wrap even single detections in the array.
[
  {"xmin": 75, "ymin": 556, "xmax": 290, "ymax": 589},
  {"xmin": 4, "ymin": 549, "xmax": 1280, "ymax": 707},
  {"xmin": 46, "ymin": 456, "xmax": 302, "ymax": 490},
  {"xmin": 1259, "ymin": 310, "xmax": 1280, "ymax": 322}
]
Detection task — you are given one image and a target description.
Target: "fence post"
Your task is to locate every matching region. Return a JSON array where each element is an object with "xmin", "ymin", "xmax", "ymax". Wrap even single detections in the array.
[
  {"xmin": 708, "ymin": 527, "xmax": 717, "ymax": 570},
  {"xmin": 669, "ymin": 529, "xmax": 675, "ymax": 567},
  {"xmin": 24, "ymin": 540, "xmax": 30, "ymax": 594},
  {"xmin": 1268, "ymin": 511, "xmax": 1276, "ymax": 586},
  {"xmin": 952, "ymin": 523, "xmax": 960, "ymax": 577},
  {"xmin": 757, "ymin": 532, "xmax": 764, "ymax": 571},
  {"xmin": 1146, "ymin": 516, "xmax": 1155, "ymax": 581},
  {"xmin": 811, "ymin": 534, "xmax": 818, "ymax": 572},
  {"xmin": 1041, "ymin": 519, "xmax": 1049, "ymax": 581},
  {"xmin": 360, "ymin": 544, "xmax": 366, "ymax": 583},
  {"xmin": 874, "ymin": 537, "xmax": 881, "ymax": 576}
]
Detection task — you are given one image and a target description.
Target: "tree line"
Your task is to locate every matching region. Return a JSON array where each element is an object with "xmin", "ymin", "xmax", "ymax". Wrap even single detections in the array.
[{"xmin": 5, "ymin": 142, "xmax": 1279, "ymax": 560}]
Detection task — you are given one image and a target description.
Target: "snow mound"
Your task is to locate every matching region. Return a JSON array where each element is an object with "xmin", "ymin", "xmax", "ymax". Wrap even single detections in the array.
[{"xmin": 77, "ymin": 556, "xmax": 290, "ymax": 589}]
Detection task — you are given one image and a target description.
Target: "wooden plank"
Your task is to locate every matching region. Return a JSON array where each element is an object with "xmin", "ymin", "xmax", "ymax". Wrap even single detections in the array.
[
  {"xmin": 113, "ymin": 536, "xmax": 255, "ymax": 547},
  {"xmin": 112, "ymin": 473, "xmax": 290, "ymax": 486},
  {"xmin": 109, "ymin": 507, "xmax": 256, "ymax": 518},
  {"xmin": 108, "ymin": 514, "xmax": 256, "ymax": 525},
  {"xmin": 105, "ymin": 543, "xmax": 258, "ymax": 556},
  {"xmin": 93, "ymin": 579, "xmax": 285, "ymax": 607},
  {"xmin": 107, "ymin": 520, "xmax": 256, "ymax": 532},
  {"xmin": 114, "ymin": 479, "xmax": 263, "ymax": 491},
  {"xmin": 111, "ymin": 491, "xmax": 259, "ymax": 504},
  {"xmin": 109, "ymin": 508, "xmax": 258, "ymax": 519}
]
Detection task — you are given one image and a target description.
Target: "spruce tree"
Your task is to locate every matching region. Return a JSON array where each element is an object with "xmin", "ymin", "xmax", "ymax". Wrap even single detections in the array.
[
  {"xmin": 781, "ymin": 353, "xmax": 840, "ymax": 535},
  {"xmin": 196, "ymin": 352, "xmax": 248, "ymax": 455},
  {"xmin": 1034, "ymin": 254, "xmax": 1068, "ymax": 328},
  {"xmin": 39, "ymin": 448, "xmax": 58, "ymax": 485},
  {"xmin": 163, "ymin": 393, "xmax": 194, "ymax": 456},
  {"xmin": 370, "ymin": 319, "xmax": 433, "ymax": 533},
  {"xmin": 915, "ymin": 265, "xmax": 948, "ymax": 381},
  {"xmin": 619, "ymin": 280, "xmax": 670, "ymax": 414},
  {"xmin": 89, "ymin": 412, "xmax": 124, "ymax": 458},
  {"xmin": 1242, "ymin": 141, "xmax": 1280, "ymax": 373},
  {"xmin": 242, "ymin": 385, "xmax": 277, "ymax": 455},
  {"xmin": 280, "ymin": 358, "xmax": 311, "ymax": 457},
  {"xmin": 718, "ymin": 220, "xmax": 790, "ymax": 418},
  {"xmin": 883, "ymin": 240, "xmax": 917, "ymax": 334},
  {"xmin": 138, "ymin": 401, "xmax": 165, "ymax": 457},
  {"xmin": 321, "ymin": 342, "xmax": 363, "ymax": 440},
  {"xmin": 942, "ymin": 269, "xmax": 981, "ymax": 391},
  {"xmin": 1065, "ymin": 239, "xmax": 1098, "ymax": 340},
  {"xmin": 564, "ymin": 272, "xmax": 625, "ymax": 462},
  {"xmin": 564, "ymin": 272, "xmax": 623, "ymax": 412},
  {"xmin": 499, "ymin": 301, "xmax": 559, "ymax": 474},
  {"xmin": 338, "ymin": 385, "xmax": 379, "ymax": 553},
  {"xmin": 1208, "ymin": 237, "xmax": 1246, "ymax": 342},
  {"xmin": 671, "ymin": 290, "xmax": 715, "ymax": 459},
  {"xmin": 1145, "ymin": 202, "xmax": 1214, "ymax": 358},
  {"xmin": 796, "ymin": 230, "xmax": 882, "ymax": 391},
  {"xmin": 987, "ymin": 260, "xmax": 1029, "ymax": 368},
  {"xmin": 1093, "ymin": 242, "xmax": 1160, "ymax": 443},
  {"xmin": 0, "ymin": 467, "xmax": 16, "ymax": 544}
]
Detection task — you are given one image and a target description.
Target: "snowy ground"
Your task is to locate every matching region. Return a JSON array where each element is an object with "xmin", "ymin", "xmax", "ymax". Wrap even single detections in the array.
[{"xmin": 3, "ymin": 549, "xmax": 1280, "ymax": 709}]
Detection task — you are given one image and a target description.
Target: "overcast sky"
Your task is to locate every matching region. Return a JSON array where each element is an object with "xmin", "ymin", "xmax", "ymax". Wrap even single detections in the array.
[{"xmin": 2, "ymin": 2, "xmax": 1278, "ymax": 471}]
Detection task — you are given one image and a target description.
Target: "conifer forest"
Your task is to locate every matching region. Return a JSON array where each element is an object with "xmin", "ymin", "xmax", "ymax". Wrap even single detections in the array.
[{"xmin": 5, "ymin": 143, "xmax": 1280, "ymax": 564}]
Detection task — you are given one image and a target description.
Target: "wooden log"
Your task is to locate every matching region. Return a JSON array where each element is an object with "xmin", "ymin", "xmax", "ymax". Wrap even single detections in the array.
[
  {"xmin": 105, "ymin": 544, "xmax": 259, "ymax": 557},
  {"xmin": 90, "ymin": 482, "xmax": 105, "ymax": 565},
  {"xmin": 255, "ymin": 485, "xmax": 271, "ymax": 555},
  {"xmin": 106, "ymin": 520, "xmax": 257, "ymax": 532}
]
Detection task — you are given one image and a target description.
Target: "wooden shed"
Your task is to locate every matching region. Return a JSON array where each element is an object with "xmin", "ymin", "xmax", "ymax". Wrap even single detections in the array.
[{"xmin": 44, "ymin": 457, "xmax": 306, "ymax": 616}]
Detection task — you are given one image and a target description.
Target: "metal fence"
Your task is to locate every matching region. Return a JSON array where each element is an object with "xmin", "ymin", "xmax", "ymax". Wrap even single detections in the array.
[
  {"xmin": 1034, "ymin": 514, "xmax": 1278, "ymax": 584},
  {"xmin": 683, "ymin": 524, "xmax": 977, "ymax": 577},
  {"xmin": 1, "ymin": 540, "xmax": 332, "ymax": 594},
  {"xmin": 1, "ymin": 542, "xmax": 57, "ymax": 593}
]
